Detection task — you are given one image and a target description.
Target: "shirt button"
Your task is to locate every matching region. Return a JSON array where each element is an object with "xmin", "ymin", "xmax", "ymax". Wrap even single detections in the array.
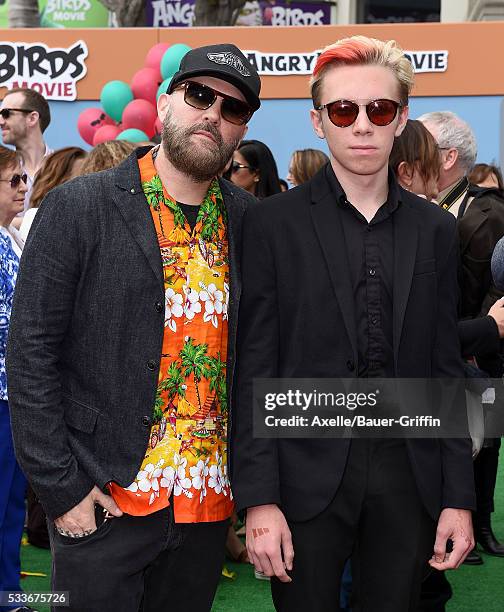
[
  {"xmin": 371, "ymin": 316, "xmax": 378, "ymax": 325},
  {"xmin": 368, "ymin": 268, "xmax": 376, "ymax": 276},
  {"xmin": 142, "ymin": 416, "xmax": 151, "ymax": 427},
  {"xmin": 147, "ymin": 360, "xmax": 157, "ymax": 371},
  {"xmin": 130, "ymin": 188, "xmax": 135, "ymax": 194},
  {"xmin": 155, "ymin": 301, "xmax": 163, "ymax": 313},
  {"xmin": 346, "ymin": 360, "xmax": 355, "ymax": 372}
]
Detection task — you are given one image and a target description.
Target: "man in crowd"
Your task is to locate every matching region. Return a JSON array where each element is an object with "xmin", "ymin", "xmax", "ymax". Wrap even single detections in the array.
[
  {"xmin": 0, "ymin": 88, "xmax": 52, "ymax": 218},
  {"xmin": 421, "ymin": 111, "xmax": 504, "ymax": 565},
  {"xmin": 232, "ymin": 36, "xmax": 475, "ymax": 611},
  {"xmin": 7, "ymin": 43, "xmax": 259, "ymax": 611}
]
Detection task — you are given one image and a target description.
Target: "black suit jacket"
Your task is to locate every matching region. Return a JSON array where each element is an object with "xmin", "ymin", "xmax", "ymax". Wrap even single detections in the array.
[
  {"xmin": 458, "ymin": 187, "xmax": 504, "ymax": 317},
  {"xmin": 6, "ymin": 147, "xmax": 254, "ymax": 520},
  {"xmin": 231, "ymin": 165, "xmax": 476, "ymax": 522}
]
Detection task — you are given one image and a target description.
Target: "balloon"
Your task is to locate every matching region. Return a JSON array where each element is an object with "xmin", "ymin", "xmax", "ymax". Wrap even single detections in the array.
[
  {"xmin": 77, "ymin": 107, "xmax": 114, "ymax": 146},
  {"xmin": 122, "ymin": 99, "xmax": 158, "ymax": 138},
  {"xmin": 156, "ymin": 77, "xmax": 171, "ymax": 101},
  {"xmin": 131, "ymin": 67, "xmax": 159, "ymax": 105},
  {"xmin": 154, "ymin": 117, "xmax": 163, "ymax": 135},
  {"xmin": 100, "ymin": 80, "xmax": 133, "ymax": 123},
  {"xmin": 145, "ymin": 42, "xmax": 170, "ymax": 79},
  {"xmin": 160, "ymin": 44, "xmax": 192, "ymax": 80},
  {"xmin": 93, "ymin": 124, "xmax": 121, "ymax": 146},
  {"xmin": 117, "ymin": 128, "xmax": 149, "ymax": 143}
]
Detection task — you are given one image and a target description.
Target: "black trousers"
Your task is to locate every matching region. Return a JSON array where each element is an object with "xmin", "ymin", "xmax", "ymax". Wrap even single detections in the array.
[
  {"xmin": 48, "ymin": 503, "xmax": 228, "ymax": 612},
  {"xmin": 474, "ymin": 440, "xmax": 501, "ymax": 519},
  {"xmin": 271, "ymin": 439, "xmax": 436, "ymax": 612}
]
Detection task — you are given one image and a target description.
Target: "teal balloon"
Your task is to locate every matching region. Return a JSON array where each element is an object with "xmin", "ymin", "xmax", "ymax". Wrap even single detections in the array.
[
  {"xmin": 160, "ymin": 44, "xmax": 192, "ymax": 80},
  {"xmin": 117, "ymin": 128, "xmax": 149, "ymax": 143},
  {"xmin": 100, "ymin": 80, "xmax": 133, "ymax": 122},
  {"xmin": 157, "ymin": 77, "xmax": 172, "ymax": 101}
]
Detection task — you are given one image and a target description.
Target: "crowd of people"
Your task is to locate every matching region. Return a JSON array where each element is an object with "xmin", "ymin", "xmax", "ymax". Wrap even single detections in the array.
[{"xmin": 0, "ymin": 35, "xmax": 503, "ymax": 612}]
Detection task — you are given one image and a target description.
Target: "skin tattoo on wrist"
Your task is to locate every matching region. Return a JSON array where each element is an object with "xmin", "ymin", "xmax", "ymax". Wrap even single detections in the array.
[{"xmin": 252, "ymin": 527, "xmax": 270, "ymax": 538}]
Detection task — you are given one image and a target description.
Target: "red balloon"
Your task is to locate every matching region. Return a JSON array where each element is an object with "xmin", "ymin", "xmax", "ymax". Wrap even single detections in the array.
[
  {"xmin": 145, "ymin": 43, "xmax": 170, "ymax": 80},
  {"xmin": 122, "ymin": 99, "xmax": 158, "ymax": 139},
  {"xmin": 154, "ymin": 117, "xmax": 163, "ymax": 135},
  {"xmin": 131, "ymin": 67, "xmax": 159, "ymax": 105},
  {"xmin": 93, "ymin": 124, "xmax": 121, "ymax": 146},
  {"xmin": 77, "ymin": 107, "xmax": 113, "ymax": 146}
]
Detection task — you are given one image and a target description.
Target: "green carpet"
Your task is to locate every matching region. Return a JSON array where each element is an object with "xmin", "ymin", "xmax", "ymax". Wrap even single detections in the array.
[{"xmin": 19, "ymin": 460, "xmax": 503, "ymax": 612}]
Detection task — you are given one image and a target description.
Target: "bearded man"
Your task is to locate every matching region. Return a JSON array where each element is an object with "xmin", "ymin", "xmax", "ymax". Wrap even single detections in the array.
[{"xmin": 6, "ymin": 44, "xmax": 259, "ymax": 612}]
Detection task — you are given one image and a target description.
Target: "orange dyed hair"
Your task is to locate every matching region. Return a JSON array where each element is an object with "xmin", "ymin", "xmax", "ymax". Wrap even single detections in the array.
[{"xmin": 310, "ymin": 35, "xmax": 414, "ymax": 107}]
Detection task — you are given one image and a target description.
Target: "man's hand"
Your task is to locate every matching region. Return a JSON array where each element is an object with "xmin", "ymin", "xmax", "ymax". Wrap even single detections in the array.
[
  {"xmin": 429, "ymin": 508, "xmax": 474, "ymax": 570},
  {"xmin": 54, "ymin": 485, "xmax": 122, "ymax": 537},
  {"xmin": 488, "ymin": 297, "xmax": 504, "ymax": 337},
  {"xmin": 246, "ymin": 504, "xmax": 294, "ymax": 583}
]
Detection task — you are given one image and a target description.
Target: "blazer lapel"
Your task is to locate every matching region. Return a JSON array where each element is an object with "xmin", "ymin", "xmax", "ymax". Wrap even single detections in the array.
[
  {"xmin": 310, "ymin": 175, "xmax": 358, "ymax": 359},
  {"xmin": 112, "ymin": 151, "xmax": 164, "ymax": 290},
  {"xmin": 393, "ymin": 201, "xmax": 418, "ymax": 368}
]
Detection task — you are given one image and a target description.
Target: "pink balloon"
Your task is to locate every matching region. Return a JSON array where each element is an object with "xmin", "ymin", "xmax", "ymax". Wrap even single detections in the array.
[
  {"xmin": 122, "ymin": 99, "xmax": 158, "ymax": 139},
  {"xmin": 154, "ymin": 117, "xmax": 163, "ymax": 135},
  {"xmin": 131, "ymin": 67, "xmax": 159, "ymax": 105},
  {"xmin": 77, "ymin": 107, "xmax": 114, "ymax": 145},
  {"xmin": 93, "ymin": 124, "xmax": 121, "ymax": 146},
  {"xmin": 145, "ymin": 43, "xmax": 170, "ymax": 79}
]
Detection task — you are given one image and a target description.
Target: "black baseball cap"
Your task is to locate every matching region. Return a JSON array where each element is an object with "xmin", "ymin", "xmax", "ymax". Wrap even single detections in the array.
[{"xmin": 168, "ymin": 43, "xmax": 261, "ymax": 111}]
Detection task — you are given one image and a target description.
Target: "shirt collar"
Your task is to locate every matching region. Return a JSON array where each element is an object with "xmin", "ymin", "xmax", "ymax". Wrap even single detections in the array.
[{"xmin": 325, "ymin": 163, "xmax": 401, "ymax": 216}]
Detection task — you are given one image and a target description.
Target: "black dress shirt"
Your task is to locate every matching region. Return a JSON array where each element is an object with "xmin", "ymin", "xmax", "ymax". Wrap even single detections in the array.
[{"xmin": 326, "ymin": 166, "xmax": 401, "ymax": 377}]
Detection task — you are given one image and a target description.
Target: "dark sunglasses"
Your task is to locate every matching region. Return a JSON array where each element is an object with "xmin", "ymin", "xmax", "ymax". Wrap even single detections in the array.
[
  {"xmin": 176, "ymin": 81, "xmax": 252, "ymax": 126},
  {"xmin": 231, "ymin": 161, "xmax": 253, "ymax": 173},
  {"xmin": 0, "ymin": 108, "xmax": 34, "ymax": 120},
  {"xmin": 0, "ymin": 173, "xmax": 28, "ymax": 188},
  {"xmin": 315, "ymin": 98, "xmax": 401, "ymax": 128}
]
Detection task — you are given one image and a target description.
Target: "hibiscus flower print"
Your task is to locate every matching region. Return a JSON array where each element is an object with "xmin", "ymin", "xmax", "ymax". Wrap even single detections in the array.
[
  {"xmin": 183, "ymin": 286, "xmax": 202, "ymax": 321},
  {"xmin": 190, "ymin": 458, "xmax": 209, "ymax": 503},
  {"xmin": 165, "ymin": 288, "xmax": 183, "ymax": 332},
  {"xmin": 199, "ymin": 282, "xmax": 224, "ymax": 328}
]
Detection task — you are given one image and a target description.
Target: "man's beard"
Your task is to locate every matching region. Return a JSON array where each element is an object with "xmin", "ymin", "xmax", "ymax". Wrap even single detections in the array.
[{"xmin": 161, "ymin": 109, "xmax": 240, "ymax": 182}]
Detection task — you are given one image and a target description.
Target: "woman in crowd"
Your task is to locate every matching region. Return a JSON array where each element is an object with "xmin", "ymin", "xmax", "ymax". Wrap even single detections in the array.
[
  {"xmin": 79, "ymin": 140, "xmax": 136, "ymax": 175},
  {"xmin": 286, "ymin": 148, "xmax": 329, "ymax": 187},
  {"xmin": 19, "ymin": 146, "xmax": 86, "ymax": 241},
  {"xmin": 469, "ymin": 163, "xmax": 504, "ymax": 191},
  {"xmin": 230, "ymin": 139, "xmax": 282, "ymax": 198},
  {"xmin": 390, "ymin": 118, "xmax": 440, "ymax": 202},
  {"xmin": 0, "ymin": 145, "xmax": 29, "ymax": 610}
]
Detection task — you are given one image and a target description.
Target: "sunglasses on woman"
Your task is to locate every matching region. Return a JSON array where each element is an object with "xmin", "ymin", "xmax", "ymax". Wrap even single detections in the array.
[
  {"xmin": 231, "ymin": 161, "xmax": 253, "ymax": 173},
  {"xmin": 315, "ymin": 99, "xmax": 402, "ymax": 128},
  {"xmin": 176, "ymin": 81, "xmax": 253, "ymax": 126},
  {"xmin": 0, "ymin": 173, "xmax": 28, "ymax": 188}
]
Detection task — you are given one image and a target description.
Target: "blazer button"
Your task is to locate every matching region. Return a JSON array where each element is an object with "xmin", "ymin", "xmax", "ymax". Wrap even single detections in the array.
[
  {"xmin": 346, "ymin": 360, "xmax": 355, "ymax": 372},
  {"xmin": 155, "ymin": 301, "xmax": 163, "ymax": 313},
  {"xmin": 147, "ymin": 360, "xmax": 157, "ymax": 371},
  {"xmin": 142, "ymin": 416, "xmax": 151, "ymax": 427}
]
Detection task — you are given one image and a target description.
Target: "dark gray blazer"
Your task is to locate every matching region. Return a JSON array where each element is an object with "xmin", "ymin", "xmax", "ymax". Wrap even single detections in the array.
[{"xmin": 6, "ymin": 147, "xmax": 254, "ymax": 520}]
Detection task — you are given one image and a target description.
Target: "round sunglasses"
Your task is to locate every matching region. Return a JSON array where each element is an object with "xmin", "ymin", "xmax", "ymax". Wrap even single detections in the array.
[
  {"xmin": 176, "ymin": 81, "xmax": 253, "ymax": 126},
  {"xmin": 315, "ymin": 98, "xmax": 402, "ymax": 128},
  {"xmin": 0, "ymin": 173, "xmax": 28, "ymax": 188}
]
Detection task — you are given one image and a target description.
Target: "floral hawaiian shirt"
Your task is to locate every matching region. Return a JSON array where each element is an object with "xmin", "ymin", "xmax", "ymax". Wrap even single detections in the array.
[
  {"xmin": 109, "ymin": 150, "xmax": 233, "ymax": 523},
  {"xmin": 0, "ymin": 230, "xmax": 20, "ymax": 401}
]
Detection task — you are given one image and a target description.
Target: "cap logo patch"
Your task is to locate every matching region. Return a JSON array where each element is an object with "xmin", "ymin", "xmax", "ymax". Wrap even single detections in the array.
[{"xmin": 207, "ymin": 52, "xmax": 251, "ymax": 77}]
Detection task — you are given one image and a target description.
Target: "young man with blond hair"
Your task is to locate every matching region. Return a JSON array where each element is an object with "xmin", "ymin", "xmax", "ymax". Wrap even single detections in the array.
[{"xmin": 232, "ymin": 35, "xmax": 475, "ymax": 611}]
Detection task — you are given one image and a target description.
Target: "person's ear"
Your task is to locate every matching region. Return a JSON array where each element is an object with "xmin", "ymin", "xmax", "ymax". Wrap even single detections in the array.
[
  {"xmin": 394, "ymin": 105, "xmax": 409, "ymax": 137},
  {"xmin": 157, "ymin": 93, "xmax": 170, "ymax": 124},
  {"xmin": 310, "ymin": 108, "xmax": 326, "ymax": 140},
  {"xmin": 397, "ymin": 161, "xmax": 414, "ymax": 188},
  {"xmin": 442, "ymin": 148, "xmax": 459, "ymax": 172}
]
